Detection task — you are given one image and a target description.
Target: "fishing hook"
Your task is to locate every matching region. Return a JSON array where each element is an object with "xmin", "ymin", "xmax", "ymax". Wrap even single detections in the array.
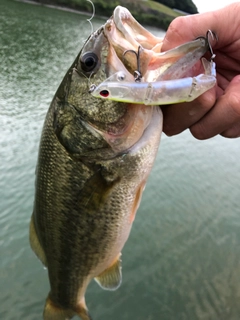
[
  {"xmin": 123, "ymin": 45, "xmax": 143, "ymax": 82},
  {"xmin": 196, "ymin": 29, "xmax": 218, "ymax": 61},
  {"xmin": 206, "ymin": 29, "xmax": 218, "ymax": 60}
]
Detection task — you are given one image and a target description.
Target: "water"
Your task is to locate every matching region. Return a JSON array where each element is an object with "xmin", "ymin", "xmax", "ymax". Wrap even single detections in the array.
[{"xmin": 1, "ymin": 1, "xmax": 240, "ymax": 319}]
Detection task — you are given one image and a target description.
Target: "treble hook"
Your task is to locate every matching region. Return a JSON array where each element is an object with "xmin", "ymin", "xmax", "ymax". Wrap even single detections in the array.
[
  {"xmin": 206, "ymin": 29, "xmax": 218, "ymax": 60},
  {"xmin": 123, "ymin": 46, "xmax": 143, "ymax": 82}
]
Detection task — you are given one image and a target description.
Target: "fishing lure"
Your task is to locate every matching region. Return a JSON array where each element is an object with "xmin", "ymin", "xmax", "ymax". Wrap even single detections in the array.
[
  {"xmin": 89, "ymin": 58, "xmax": 216, "ymax": 105},
  {"xmin": 89, "ymin": 30, "xmax": 217, "ymax": 105}
]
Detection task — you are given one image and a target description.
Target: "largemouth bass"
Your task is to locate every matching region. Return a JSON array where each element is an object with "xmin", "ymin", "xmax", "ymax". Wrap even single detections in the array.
[{"xmin": 30, "ymin": 6, "xmax": 210, "ymax": 320}]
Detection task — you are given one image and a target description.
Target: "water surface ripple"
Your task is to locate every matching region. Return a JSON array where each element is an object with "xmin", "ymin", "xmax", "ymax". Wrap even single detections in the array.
[{"xmin": 1, "ymin": 1, "xmax": 240, "ymax": 319}]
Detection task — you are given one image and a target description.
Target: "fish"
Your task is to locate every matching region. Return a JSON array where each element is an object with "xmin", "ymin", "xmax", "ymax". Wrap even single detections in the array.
[{"xmin": 29, "ymin": 6, "xmax": 211, "ymax": 320}]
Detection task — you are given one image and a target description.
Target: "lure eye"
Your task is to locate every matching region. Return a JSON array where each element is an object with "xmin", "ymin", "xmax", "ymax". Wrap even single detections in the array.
[
  {"xmin": 100, "ymin": 90, "xmax": 109, "ymax": 98},
  {"xmin": 80, "ymin": 52, "xmax": 98, "ymax": 72}
]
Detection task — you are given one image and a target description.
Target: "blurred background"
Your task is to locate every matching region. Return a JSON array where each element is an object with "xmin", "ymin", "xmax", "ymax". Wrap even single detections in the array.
[{"xmin": 1, "ymin": 1, "xmax": 240, "ymax": 319}]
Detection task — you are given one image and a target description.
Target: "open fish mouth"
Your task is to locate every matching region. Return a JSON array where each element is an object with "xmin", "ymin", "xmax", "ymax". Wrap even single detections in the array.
[
  {"xmin": 104, "ymin": 6, "xmax": 210, "ymax": 80},
  {"xmin": 103, "ymin": 6, "xmax": 163, "ymax": 78},
  {"xmin": 83, "ymin": 6, "xmax": 216, "ymax": 149},
  {"xmin": 90, "ymin": 6, "xmax": 216, "ymax": 105}
]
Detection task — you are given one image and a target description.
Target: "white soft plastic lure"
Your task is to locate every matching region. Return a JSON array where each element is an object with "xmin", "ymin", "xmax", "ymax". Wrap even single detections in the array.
[{"xmin": 90, "ymin": 57, "xmax": 216, "ymax": 105}]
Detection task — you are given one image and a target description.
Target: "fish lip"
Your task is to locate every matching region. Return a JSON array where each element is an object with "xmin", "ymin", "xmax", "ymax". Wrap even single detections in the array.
[
  {"xmin": 111, "ymin": 6, "xmax": 162, "ymax": 50},
  {"xmin": 103, "ymin": 6, "xmax": 162, "ymax": 76}
]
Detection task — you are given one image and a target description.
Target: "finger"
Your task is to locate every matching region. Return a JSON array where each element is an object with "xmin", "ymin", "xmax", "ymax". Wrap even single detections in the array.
[
  {"xmin": 190, "ymin": 75, "xmax": 240, "ymax": 139},
  {"xmin": 216, "ymin": 72, "xmax": 229, "ymax": 92},
  {"xmin": 162, "ymin": 86, "xmax": 216, "ymax": 136}
]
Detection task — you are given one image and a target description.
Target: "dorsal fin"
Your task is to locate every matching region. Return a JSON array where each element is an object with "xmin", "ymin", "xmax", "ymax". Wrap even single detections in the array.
[{"xmin": 94, "ymin": 254, "xmax": 122, "ymax": 291}]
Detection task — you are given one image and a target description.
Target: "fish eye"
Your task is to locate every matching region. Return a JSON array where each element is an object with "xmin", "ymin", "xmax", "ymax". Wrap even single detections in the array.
[{"xmin": 80, "ymin": 52, "xmax": 98, "ymax": 72}]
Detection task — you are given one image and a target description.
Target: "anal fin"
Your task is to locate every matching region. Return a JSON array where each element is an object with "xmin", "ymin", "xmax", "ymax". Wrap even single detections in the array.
[{"xmin": 94, "ymin": 254, "xmax": 122, "ymax": 291}]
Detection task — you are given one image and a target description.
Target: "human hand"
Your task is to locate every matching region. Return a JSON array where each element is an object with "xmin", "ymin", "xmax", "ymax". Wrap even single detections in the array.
[{"xmin": 161, "ymin": 2, "xmax": 240, "ymax": 139}]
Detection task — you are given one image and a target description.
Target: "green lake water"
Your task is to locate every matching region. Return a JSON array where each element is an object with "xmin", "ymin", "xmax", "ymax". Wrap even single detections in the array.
[{"xmin": 1, "ymin": 1, "xmax": 240, "ymax": 319}]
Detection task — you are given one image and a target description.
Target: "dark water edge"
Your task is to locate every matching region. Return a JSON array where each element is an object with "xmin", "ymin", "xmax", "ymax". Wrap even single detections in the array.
[
  {"xmin": 15, "ymin": 0, "xmax": 173, "ymax": 30},
  {"xmin": 15, "ymin": 0, "xmax": 108, "ymax": 19},
  {"xmin": 1, "ymin": 1, "xmax": 240, "ymax": 320}
]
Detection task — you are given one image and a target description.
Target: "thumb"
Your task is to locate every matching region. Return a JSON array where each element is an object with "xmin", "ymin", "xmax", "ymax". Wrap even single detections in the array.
[{"xmin": 162, "ymin": 15, "xmax": 199, "ymax": 51}]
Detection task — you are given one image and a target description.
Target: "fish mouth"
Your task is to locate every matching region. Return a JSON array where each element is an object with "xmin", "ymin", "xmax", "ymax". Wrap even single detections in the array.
[
  {"xmin": 79, "ymin": 7, "xmax": 210, "ymax": 154},
  {"xmin": 104, "ymin": 6, "xmax": 209, "ymax": 81}
]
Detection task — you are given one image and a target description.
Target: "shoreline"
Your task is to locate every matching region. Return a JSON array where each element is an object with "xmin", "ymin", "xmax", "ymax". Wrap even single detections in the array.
[
  {"xmin": 15, "ymin": 0, "xmax": 108, "ymax": 20},
  {"xmin": 14, "ymin": 0, "xmax": 171, "ymax": 30}
]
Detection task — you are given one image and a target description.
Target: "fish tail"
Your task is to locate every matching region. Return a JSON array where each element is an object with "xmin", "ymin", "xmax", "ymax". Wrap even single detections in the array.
[
  {"xmin": 43, "ymin": 294, "xmax": 92, "ymax": 320},
  {"xmin": 43, "ymin": 295, "xmax": 75, "ymax": 320}
]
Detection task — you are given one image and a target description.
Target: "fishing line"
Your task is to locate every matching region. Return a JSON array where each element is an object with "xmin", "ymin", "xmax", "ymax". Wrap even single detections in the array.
[
  {"xmin": 86, "ymin": 0, "xmax": 95, "ymax": 35},
  {"xmin": 79, "ymin": 70, "xmax": 95, "ymax": 92}
]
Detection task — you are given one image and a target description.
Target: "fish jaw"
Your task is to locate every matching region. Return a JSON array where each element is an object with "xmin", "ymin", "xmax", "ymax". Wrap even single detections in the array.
[
  {"xmin": 103, "ymin": 6, "xmax": 209, "ymax": 83},
  {"xmin": 145, "ymin": 38, "xmax": 209, "ymax": 82},
  {"xmin": 112, "ymin": 6, "xmax": 163, "ymax": 50},
  {"xmin": 70, "ymin": 18, "xmax": 159, "ymax": 154},
  {"xmin": 103, "ymin": 6, "xmax": 158, "ymax": 76}
]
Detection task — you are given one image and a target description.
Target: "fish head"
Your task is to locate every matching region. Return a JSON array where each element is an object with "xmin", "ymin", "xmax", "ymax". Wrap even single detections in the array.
[
  {"xmin": 65, "ymin": 7, "xmax": 164, "ymax": 155},
  {"xmin": 66, "ymin": 6, "xmax": 210, "ymax": 154},
  {"xmin": 78, "ymin": 6, "xmax": 164, "ymax": 80},
  {"xmin": 77, "ymin": 6, "xmax": 165, "ymax": 87}
]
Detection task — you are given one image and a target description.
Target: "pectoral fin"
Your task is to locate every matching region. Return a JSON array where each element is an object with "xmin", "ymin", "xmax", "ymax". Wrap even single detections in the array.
[
  {"xmin": 95, "ymin": 254, "xmax": 122, "ymax": 291},
  {"xmin": 29, "ymin": 214, "xmax": 47, "ymax": 267},
  {"xmin": 130, "ymin": 181, "xmax": 146, "ymax": 224}
]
